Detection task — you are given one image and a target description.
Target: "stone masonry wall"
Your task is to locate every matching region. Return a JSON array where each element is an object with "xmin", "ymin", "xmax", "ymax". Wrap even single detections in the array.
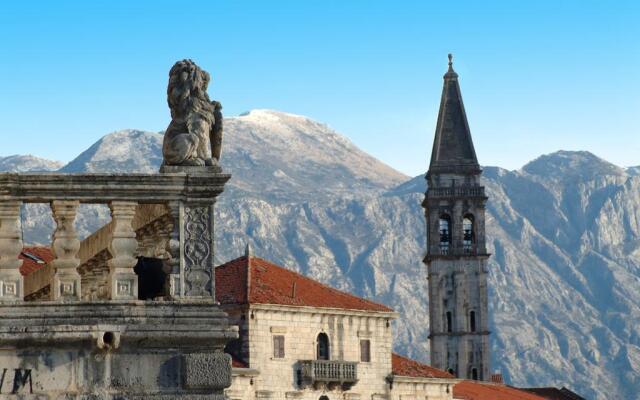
[{"xmin": 230, "ymin": 305, "xmax": 395, "ymax": 400}]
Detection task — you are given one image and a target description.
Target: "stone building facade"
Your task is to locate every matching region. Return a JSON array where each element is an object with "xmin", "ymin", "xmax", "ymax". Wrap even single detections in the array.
[
  {"xmin": 215, "ymin": 252, "xmax": 458, "ymax": 400},
  {"xmin": 422, "ymin": 56, "xmax": 490, "ymax": 380}
]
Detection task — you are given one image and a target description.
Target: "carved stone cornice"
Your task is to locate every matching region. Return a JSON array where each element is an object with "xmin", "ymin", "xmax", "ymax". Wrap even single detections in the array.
[
  {"xmin": 0, "ymin": 172, "xmax": 230, "ymax": 203},
  {"xmin": 0, "ymin": 301, "xmax": 237, "ymax": 348}
]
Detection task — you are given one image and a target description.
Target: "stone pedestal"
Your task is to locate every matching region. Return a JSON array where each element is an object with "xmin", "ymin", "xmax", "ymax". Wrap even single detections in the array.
[
  {"xmin": 159, "ymin": 165, "xmax": 222, "ymax": 301},
  {"xmin": 0, "ymin": 302, "xmax": 237, "ymax": 399}
]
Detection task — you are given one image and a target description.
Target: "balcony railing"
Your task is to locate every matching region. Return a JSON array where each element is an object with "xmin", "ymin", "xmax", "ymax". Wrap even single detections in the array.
[
  {"xmin": 0, "ymin": 171, "xmax": 229, "ymax": 303},
  {"xmin": 428, "ymin": 186, "xmax": 485, "ymax": 198},
  {"xmin": 439, "ymin": 244, "xmax": 450, "ymax": 255},
  {"xmin": 299, "ymin": 360, "xmax": 358, "ymax": 390}
]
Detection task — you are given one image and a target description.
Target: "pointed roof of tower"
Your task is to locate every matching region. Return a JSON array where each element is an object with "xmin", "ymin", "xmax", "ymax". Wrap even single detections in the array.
[{"xmin": 428, "ymin": 54, "xmax": 480, "ymax": 175}]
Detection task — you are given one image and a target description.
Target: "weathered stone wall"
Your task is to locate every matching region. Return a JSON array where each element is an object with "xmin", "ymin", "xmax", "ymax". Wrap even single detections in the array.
[
  {"xmin": 225, "ymin": 371, "xmax": 257, "ymax": 400},
  {"xmin": 390, "ymin": 378, "xmax": 455, "ymax": 400},
  {"xmin": 0, "ymin": 302, "xmax": 236, "ymax": 399},
  {"xmin": 226, "ymin": 304, "xmax": 396, "ymax": 399}
]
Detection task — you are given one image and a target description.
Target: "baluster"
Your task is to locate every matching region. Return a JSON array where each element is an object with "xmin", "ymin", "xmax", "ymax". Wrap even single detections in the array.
[
  {"xmin": 162, "ymin": 202, "xmax": 181, "ymax": 298},
  {"xmin": 0, "ymin": 201, "xmax": 23, "ymax": 301},
  {"xmin": 51, "ymin": 200, "xmax": 81, "ymax": 300},
  {"xmin": 108, "ymin": 201, "xmax": 139, "ymax": 300}
]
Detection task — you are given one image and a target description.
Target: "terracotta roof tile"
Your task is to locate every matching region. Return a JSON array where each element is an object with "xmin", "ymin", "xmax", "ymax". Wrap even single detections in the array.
[
  {"xmin": 454, "ymin": 380, "xmax": 547, "ymax": 400},
  {"xmin": 19, "ymin": 247, "xmax": 53, "ymax": 276},
  {"xmin": 522, "ymin": 387, "xmax": 586, "ymax": 400},
  {"xmin": 216, "ymin": 256, "xmax": 393, "ymax": 313},
  {"xmin": 391, "ymin": 353, "xmax": 454, "ymax": 379}
]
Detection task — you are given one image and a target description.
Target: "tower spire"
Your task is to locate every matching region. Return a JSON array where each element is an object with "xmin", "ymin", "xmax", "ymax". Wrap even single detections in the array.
[
  {"xmin": 428, "ymin": 54, "xmax": 479, "ymax": 176},
  {"xmin": 422, "ymin": 55, "xmax": 490, "ymax": 381}
]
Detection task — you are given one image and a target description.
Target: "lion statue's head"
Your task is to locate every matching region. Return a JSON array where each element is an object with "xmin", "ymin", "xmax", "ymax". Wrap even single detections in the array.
[{"xmin": 167, "ymin": 59, "xmax": 215, "ymax": 122}]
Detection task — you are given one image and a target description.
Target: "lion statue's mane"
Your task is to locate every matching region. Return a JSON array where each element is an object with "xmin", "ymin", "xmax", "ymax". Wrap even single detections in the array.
[{"xmin": 162, "ymin": 59, "xmax": 223, "ymax": 167}]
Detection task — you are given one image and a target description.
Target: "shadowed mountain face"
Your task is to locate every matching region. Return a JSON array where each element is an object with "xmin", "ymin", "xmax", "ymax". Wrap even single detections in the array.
[{"xmin": 3, "ymin": 110, "xmax": 638, "ymax": 399}]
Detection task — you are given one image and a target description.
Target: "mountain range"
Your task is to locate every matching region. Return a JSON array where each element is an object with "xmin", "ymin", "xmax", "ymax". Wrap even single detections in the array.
[{"xmin": 2, "ymin": 109, "xmax": 639, "ymax": 399}]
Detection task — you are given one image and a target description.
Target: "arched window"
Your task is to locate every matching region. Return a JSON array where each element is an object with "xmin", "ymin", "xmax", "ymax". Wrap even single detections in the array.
[
  {"xmin": 469, "ymin": 311, "xmax": 476, "ymax": 332},
  {"xmin": 446, "ymin": 311, "xmax": 453, "ymax": 333},
  {"xmin": 471, "ymin": 368, "xmax": 479, "ymax": 380},
  {"xmin": 447, "ymin": 368, "xmax": 455, "ymax": 376},
  {"xmin": 319, "ymin": 396, "xmax": 330, "ymax": 400},
  {"xmin": 439, "ymin": 215, "xmax": 451, "ymax": 254},
  {"xmin": 463, "ymin": 215, "xmax": 474, "ymax": 253},
  {"xmin": 317, "ymin": 333, "xmax": 330, "ymax": 360}
]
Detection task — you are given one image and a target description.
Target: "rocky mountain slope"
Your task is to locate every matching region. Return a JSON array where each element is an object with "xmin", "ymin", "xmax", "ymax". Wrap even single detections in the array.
[
  {"xmin": 0, "ymin": 154, "xmax": 63, "ymax": 172},
  {"xmin": 3, "ymin": 110, "xmax": 638, "ymax": 399},
  {"xmin": 59, "ymin": 110, "xmax": 406, "ymax": 202}
]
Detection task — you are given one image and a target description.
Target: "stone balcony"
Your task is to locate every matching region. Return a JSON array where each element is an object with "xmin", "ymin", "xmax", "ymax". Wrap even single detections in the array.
[
  {"xmin": 299, "ymin": 360, "xmax": 358, "ymax": 390},
  {"xmin": 0, "ymin": 171, "xmax": 229, "ymax": 302},
  {"xmin": 0, "ymin": 169, "xmax": 237, "ymax": 398}
]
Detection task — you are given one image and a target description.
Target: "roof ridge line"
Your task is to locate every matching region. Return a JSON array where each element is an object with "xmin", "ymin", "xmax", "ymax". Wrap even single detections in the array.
[{"xmin": 249, "ymin": 256, "xmax": 392, "ymax": 310}]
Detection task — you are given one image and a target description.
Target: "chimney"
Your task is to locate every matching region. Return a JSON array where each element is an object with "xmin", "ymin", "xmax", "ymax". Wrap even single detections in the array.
[
  {"xmin": 490, "ymin": 373, "xmax": 504, "ymax": 384},
  {"xmin": 245, "ymin": 240, "xmax": 252, "ymax": 303}
]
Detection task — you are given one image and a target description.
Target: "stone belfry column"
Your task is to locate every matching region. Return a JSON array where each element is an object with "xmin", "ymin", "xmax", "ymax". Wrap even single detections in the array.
[{"xmin": 0, "ymin": 201, "xmax": 23, "ymax": 301}]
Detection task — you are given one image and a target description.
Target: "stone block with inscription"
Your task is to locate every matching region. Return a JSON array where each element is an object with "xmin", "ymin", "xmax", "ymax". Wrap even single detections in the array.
[{"xmin": 0, "ymin": 302, "xmax": 236, "ymax": 398}]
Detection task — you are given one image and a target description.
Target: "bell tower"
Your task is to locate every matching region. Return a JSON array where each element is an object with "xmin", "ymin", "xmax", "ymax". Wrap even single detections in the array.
[{"xmin": 423, "ymin": 55, "xmax": 490, "ymax": 380}]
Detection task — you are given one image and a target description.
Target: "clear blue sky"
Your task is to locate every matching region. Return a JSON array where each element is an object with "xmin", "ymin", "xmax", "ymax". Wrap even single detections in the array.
[{"xmin": 0, "ymin": 0, "xmax": 638, "ymax": 176}]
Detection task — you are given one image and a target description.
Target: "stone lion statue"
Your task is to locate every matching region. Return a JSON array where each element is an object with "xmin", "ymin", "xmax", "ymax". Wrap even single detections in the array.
[{"xmin": 162, "ymin": 59, "xmax": 223, "ymax": 167}]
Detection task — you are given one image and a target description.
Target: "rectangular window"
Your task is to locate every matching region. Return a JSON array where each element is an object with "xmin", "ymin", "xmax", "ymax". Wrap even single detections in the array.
[
  {"xmin": 470, "ymin": 311, "xmax": 477, "ymax": 332},
  {"xmin": 273, "ymin": 335, "xmax": 285, "ymax": 358},
  {"xmin": 360, "ymin": 339, "xmax": 371, "ymax": 362}
]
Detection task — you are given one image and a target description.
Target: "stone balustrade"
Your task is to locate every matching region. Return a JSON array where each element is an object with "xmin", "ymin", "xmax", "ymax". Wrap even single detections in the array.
[
  {"xmin": 299, "ymin": 359, "xmax": 359, "ymax": 390},
  {"xmin": 0, "ymin": 170, "xmax": 230, "ymax": 303}
]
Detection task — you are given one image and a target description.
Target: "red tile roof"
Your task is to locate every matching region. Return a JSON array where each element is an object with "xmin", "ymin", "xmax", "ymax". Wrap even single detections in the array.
[
  {"xmin": 454, "ymin": 380, "xmax": 547, "ymax": 400},
  {"xmin": 215, "ymin": 256, "xmax": 393, "ymax": 312},
  {"xmin": 391, "ymin": 353, "xmax": 454, "ymax": 379},
  {"xmin": 522, "ymin": 387, "xmax": 585, "ymax": 400},
  {"xmin": 19, "ymin": 247, "xmax": 53, "ymax": 276}
]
